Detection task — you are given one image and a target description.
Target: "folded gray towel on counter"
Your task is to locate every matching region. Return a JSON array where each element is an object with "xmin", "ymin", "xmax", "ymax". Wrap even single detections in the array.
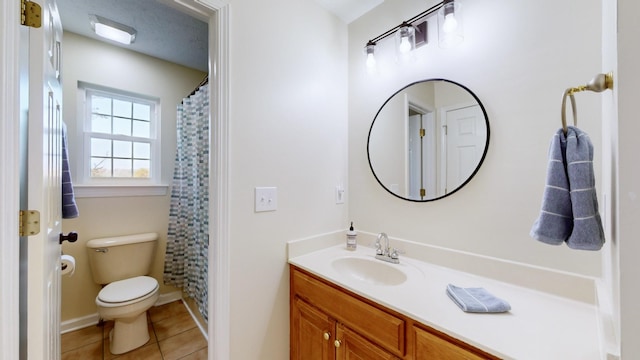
[
  {"xmin": 564, "ymin": 126, "xmax": 604, "ymax": 250},
  {"xmin": 530, "ymin": 129, "xmax": 572, "ymax": 245},
  {"xmin": 446, "ymin": 284, "xmax": 511, "ymax": 313}
]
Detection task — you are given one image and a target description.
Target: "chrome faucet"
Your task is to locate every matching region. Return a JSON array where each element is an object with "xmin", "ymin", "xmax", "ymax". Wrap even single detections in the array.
[{"xmin": 375, "ymin": 232, "xmax": 399, "ymax": 264}]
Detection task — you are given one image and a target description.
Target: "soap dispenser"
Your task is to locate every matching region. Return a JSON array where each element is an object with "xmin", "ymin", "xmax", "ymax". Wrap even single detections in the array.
[{"xmin": 346, "ymin": 222, "xmax": 357, "ymax": 250}]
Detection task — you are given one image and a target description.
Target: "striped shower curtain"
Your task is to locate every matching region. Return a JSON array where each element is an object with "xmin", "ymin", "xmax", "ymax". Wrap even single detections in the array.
[{"xmin": 163, "ymin": 83, "xmax": 209, "ymax": 321}]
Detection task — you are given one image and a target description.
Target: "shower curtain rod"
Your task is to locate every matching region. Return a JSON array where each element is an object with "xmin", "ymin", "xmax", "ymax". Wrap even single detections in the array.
[{"xmin": 181, "ymin": 75, "xmax": 209, "ymax": 104}]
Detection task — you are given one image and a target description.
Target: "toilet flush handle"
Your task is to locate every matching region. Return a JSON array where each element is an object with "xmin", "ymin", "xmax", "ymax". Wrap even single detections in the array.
[{"xmin": 94, "ymin": 248, "xmax": 108, "ymax": 253}]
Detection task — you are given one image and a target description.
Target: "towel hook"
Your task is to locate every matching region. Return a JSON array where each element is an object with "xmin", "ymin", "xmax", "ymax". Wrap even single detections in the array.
[{"xmin": 561, "ymin": 72, "xmax": 614, "ymax": 134}]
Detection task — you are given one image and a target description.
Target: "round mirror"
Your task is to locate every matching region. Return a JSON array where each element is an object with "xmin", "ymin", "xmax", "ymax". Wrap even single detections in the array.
[{"xmin": 367, "ymin": 79, "xmax": 490, "ymax": 202}]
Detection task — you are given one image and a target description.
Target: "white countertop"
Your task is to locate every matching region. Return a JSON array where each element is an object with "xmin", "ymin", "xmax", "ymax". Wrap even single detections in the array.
[{"xmin": 289, "ymin": 244, "xmax": 601, "ymax": 360}]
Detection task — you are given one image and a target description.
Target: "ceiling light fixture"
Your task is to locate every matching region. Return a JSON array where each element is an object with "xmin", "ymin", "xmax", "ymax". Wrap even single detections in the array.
[
  {"xmin": 363, "ymin": 0, "xmax": 463, "ymax": 67},
  {"xmin": 89, "ymin": 15, "xmax": 137, "ymax": 45}
]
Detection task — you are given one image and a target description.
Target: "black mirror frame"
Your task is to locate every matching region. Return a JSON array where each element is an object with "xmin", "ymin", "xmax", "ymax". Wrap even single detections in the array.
[{"xmin": 366, "ymin": 78, "xmax": 490, "ymax": 202}]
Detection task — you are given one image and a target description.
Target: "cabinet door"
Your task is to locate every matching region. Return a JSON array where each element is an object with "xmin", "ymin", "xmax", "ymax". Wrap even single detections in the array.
[
  {"xmin": 413, "ymin": 325, "xmax": 490, "ymax": 360},
  {"xmin": 335, "ymin": 323, "xmax": 400, "ymax": 360},
  {"xmin": 291, "ymin": 297, "xmax": 336, "ymax": 360}
]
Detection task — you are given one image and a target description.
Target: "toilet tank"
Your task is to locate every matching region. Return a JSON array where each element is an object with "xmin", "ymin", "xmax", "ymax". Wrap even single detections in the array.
[{"xmin": 86, "ymin": 233, "xmax": 158, "ymax": 285}]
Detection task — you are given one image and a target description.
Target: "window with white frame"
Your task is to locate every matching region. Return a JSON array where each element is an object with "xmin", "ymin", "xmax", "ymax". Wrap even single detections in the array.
[{"xmin": 80, "ymin": 84, "xmax": 160, "ymax": 185}]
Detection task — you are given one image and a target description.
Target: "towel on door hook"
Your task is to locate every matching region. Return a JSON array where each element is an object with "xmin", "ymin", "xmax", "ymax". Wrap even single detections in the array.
[
  {"xmin": 530, "ymin": 126, "xmax": 604, "ymax": 250},
  {"xmin": 62, "ymin": 124, "xmax": 79, "ymax": 219}
]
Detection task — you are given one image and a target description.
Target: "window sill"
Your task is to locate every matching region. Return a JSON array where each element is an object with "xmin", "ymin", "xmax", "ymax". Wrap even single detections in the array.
[{"xmin": 74, "ymin": 184, "xmax": 169, "ymax": 198}]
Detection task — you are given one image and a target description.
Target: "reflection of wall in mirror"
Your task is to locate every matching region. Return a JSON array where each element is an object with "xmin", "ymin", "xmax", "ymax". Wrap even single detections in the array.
[{"xmin": 369, "ymin": 82, "xmax": 435, "ymax": 198}]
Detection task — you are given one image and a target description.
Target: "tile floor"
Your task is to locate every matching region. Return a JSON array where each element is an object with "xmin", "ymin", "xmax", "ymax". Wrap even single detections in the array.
[{"xmin": 61, "ymin": 300, "xmax": 207, "ymax": 360}]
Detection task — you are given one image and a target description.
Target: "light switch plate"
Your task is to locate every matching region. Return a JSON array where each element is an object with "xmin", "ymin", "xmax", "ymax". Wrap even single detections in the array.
[
  {"xmin": 255, "ymin": 187, "xmax": 277, "ymax": 212},
  {"xmin": 335, "ymin": 185, "xmax": 345, "ymax": 204}
]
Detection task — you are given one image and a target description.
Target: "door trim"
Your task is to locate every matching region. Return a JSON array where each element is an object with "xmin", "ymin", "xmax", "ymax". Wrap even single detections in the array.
[
  {"xmin": 0, "ymin": 0, "xmax": 22, "ymax": 358},
  {"xmin": 176, "ymin": 1, "xmax": 231, "ymax": 359},
  {"xmin": 205, "ymin": 3, "xmax": 231, "ymax": 360}
]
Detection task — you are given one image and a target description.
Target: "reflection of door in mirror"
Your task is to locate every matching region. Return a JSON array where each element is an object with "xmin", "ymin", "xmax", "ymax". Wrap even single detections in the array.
[
  {"xmin": 407, "ymin": 105, "xmax": 435, "ymax": 200},
  {"xmin": 440, "ymin": 104, "xmax": 486, "ymax": 195}
]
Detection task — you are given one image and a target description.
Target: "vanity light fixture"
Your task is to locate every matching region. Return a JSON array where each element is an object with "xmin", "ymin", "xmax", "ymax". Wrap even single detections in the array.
[
  {"xmin": 396, "ymin": 22, "xmax": 416, "ymax": 54},
  {"xmin": 365, "ymin": 41, "xmax": 377, "ymax": 69},
  {"xmin": 363, "ymin": 0, "xmax": 463, "ymax": 68},
  {"xmin": 89, "ymin": 15, "xmax": 137, "ymax": 45},
  {"xmin": 438, "ymin": 0, "xmax": 464, "ymax": 48}
]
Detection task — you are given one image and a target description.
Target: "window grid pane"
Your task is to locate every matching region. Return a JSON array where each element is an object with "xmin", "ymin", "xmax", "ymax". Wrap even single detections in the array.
[
  {"xmin": 113, "ymin": 117, "xmax": 132, "ymax": 136},
  {"xmin": 113, "ymin": 159, "xmax": 133, "ymax": 178},
  {"xmin": 91, "ymin": 157, "xmax": 112, "ymax": 177},
  {"xmin": 91, "ymin": 114, "xmax": 111, "ymax": 134},
  {"xmin": 133, "ymin": 160, "xmax": 150, "ymax": 178},
  {"xmin": 86, "ymin": 89, "xmax": 157, "ymax": 180}
]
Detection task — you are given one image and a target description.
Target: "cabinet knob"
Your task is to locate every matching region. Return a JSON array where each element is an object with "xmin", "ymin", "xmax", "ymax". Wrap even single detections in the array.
[
  {"xmin": 334, "ymin": 339, "xmax": 342, "ymax": 348},
  {"xmin": 323, "ymin": 332, "xmax": 331, "ymax": 341}
]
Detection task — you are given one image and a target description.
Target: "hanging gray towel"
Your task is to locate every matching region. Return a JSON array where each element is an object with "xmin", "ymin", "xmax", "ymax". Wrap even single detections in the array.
[
  {"xmin": 564, "ymin": 126, "xmax": 604, "ymax": 250},
  {"xmin": 530, "ymin": 126, "xmax": 604, "ymax": 250},
  {"xmin": 446, "ymin": 284, "xmax": 511, "ymax": 313},
  {"xmin": 530, "ymin": 129, "xmax": 572, "ymax": 245},
  {"xmin": 62, "ymin": 124, "xmax": 79, "ymax": 219}
]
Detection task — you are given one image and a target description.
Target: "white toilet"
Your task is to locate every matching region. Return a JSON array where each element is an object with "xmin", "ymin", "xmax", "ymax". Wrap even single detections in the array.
[{"xmin": 86, "ymin": 232, "xmax": 160, "ymax": 355}]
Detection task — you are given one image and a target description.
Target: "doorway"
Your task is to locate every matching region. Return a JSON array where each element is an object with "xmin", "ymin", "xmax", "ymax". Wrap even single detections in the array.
[
  {"xmin": 0, "ymin": 1, "xmax": 231, "ymax": 359},
  {"xmin": 406, "ymin": 103, "xmax": 436, "ymax": 200},
  {"xmin": 54, "ymin": 0, "xmax": 212, "ymax": 356}
]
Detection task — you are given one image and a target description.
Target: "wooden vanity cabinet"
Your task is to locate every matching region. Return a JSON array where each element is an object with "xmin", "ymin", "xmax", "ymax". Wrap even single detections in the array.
[
  {"xmin": 290, "ymin": 265, "xmax": 499, "ymax": 360},
  {"xmin": 412, "ymin": 324, "xmax": 492, "ymax": 360},
  {"xmin": 292, "ymin": 297, "xmax": 336, "ymax": 359},
  {"xmin": 291, "ymin": 266, "xmax": 403, "ymax": 359}
]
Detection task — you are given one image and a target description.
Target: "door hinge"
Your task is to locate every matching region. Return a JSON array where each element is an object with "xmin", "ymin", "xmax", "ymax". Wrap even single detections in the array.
[
  {"xmin": 19, "ymin": 210, "xmax": 41, "ymax": 236},
  {"xmin": 443, "ymin": 125, "xmax": 448, "ymax": 135},
  {"xmin": 420, "ymin": 188, "xmax": 426, "ymax": 198},
  {"xmin": 21, "ymin": 0, "xmax": 42, "ymax": 28},
  {"xmin": 419, "ymin": 128, "xmax": 426, "ymax": 138}
]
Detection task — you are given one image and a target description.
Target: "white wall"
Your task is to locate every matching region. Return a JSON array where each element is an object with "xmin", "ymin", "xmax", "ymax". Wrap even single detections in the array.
[
  {"xmin": 616, "ymin": 0, "xmax": 640, "ymax": 356},
  {"xmin": 226, "ymin": 0, "xmax": 348, "ymax": 358},
  {"xmin": 349, "ymin": 0, "xmax": 604, "ymax": 276},
  {"xmin": 600, "ymin": 0, "xmax": 619, "ymax": 353},
  {"xmin": 60, "ymin": 32, "xmax": 206, "ymax": 321}
]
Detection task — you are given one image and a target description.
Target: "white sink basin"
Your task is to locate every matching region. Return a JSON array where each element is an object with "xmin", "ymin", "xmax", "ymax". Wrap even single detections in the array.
[{"xmin": 331, "ymin": 256, "xmax": 407, "ymax": 286}]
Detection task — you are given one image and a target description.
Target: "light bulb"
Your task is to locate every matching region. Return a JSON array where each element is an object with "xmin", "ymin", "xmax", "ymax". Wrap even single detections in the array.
[
  {"xmin": 442, "ymin": 13, "xmax": 458, "ymax": 33},
  {"xmin": 364, "ymin": 43, "xmax": 377, "ymax": 69},
  {"xmin": 366, "ymin": 53, "xmax": 376, "ymax": 68},
  {"xmin": 399, "ymin": 36, "xmax": 412, "ymax": 53}
]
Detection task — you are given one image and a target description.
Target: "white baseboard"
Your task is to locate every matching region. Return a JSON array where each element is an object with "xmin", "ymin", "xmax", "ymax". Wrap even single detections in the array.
[
  {"xmin": 156, "ymin": 290, "xmax": 183, "ymax": 306},
  {"xmin": 60, "ymin": 290, "xmax": 184, "ymax": 334},
  {"xmin": 596, "ymin": 280, "xmax": 620, "ymax": 359},
  {"xmin": 61, "ymin": 313, "xmax": 100, "ymax": 334}
]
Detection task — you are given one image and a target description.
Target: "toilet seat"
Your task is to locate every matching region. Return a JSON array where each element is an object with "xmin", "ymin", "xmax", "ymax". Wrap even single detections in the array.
[{"xmin": 97, "ymin": 276, "xmax": 158, "ymax": 307}]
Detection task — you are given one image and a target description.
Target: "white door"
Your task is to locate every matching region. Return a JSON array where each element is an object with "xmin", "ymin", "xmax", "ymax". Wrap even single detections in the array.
[
  {"xmin": 25, "ymin": 0, "xmax": 64, "ymax": 358},
  {"xmin": 407, "ymin": 114, "xmax": 421, "ymax": 199},
  {"xmin": 407, "ymin": 112, "xmax": 436, "ymax": 200},
  {"xmin": 443, "ymin": 104, "xmax": 485, "ymax": 193}
]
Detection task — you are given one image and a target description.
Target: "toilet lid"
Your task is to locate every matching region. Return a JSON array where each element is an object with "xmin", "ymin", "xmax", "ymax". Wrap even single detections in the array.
[{"xmin": 98, "ymin": 276, "xmax": 158, "ymax": 303}]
